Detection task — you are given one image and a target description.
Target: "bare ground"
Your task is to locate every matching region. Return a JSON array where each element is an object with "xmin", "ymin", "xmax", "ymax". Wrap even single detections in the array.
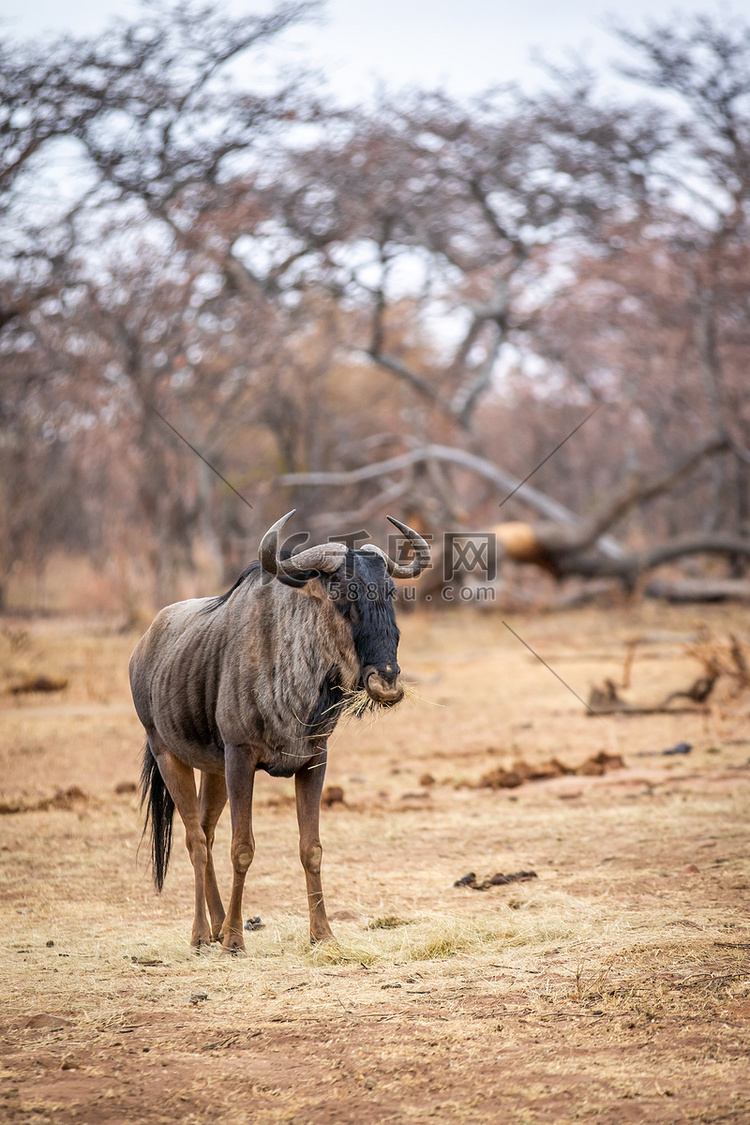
[{"xmin": 1, "ymin": 602, "xmax": 749, "ymax": 1124}]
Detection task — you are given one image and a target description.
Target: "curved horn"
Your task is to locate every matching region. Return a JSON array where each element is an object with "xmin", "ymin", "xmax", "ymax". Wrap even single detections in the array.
[
  {"xmin": 258, "ymin": 510, "xmax": 347, "ymax": 578},
  {"xmin": 258, "ymin": 510, "xmax": 296, "ymax": 576},
  {"xmin": 382, "ymin": 516, "xmax": 431, "ymax": 579}
]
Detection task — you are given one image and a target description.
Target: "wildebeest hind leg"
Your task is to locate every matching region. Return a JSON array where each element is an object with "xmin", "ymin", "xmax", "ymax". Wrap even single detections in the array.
[
  {"xmin": 220, "ymin": 744, "xmax": 257, "ymax": 954},
  {"xmin": 198, "ymin": 771, "xmax": 227, "ymax": 941},
  {"xmin": 151, "ymin": 743, "xmax": 212, "ymax": 948},
  {"xmin": 295, "ymin": 755, "xmax": 335, "ymax": 944}
]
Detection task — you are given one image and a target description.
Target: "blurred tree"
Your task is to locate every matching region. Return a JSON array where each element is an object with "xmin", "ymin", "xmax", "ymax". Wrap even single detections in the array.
[
  {"xmin": 260, "ymin": 84, "xmax": 665, "ymax": 434},
  {"xmin": 275, "ymin": 16, "xmax": 750, "ymax": 589},
  {"xmin": 0, "ymin": 0, "xmax": 325, "ymax": 604},
  {"xmin": 1, "ymin": 6, "xmax": 749, "ymax": 610}
]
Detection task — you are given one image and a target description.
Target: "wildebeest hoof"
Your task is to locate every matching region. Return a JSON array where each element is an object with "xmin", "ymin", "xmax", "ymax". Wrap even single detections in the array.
[
  {"xmin": 220, "ymin": 930, "xmax": 247, "ymax": 955},
  {"xmin": 310, "ymin": 931, "xmax": 336, "ymax": 945},
  {"xmin": 221, "ymin": 944, "xmax": 247, "ymax": 957}
]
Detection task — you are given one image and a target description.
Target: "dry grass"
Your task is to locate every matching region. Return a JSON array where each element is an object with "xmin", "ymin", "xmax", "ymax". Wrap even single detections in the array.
[
  {"xmin": 1, "ymin": 601, "xmax": 750, "ymax": 1123},
  {"xmin": 339, "ymin": 680, "xmax": 421, "ymax": 718}
]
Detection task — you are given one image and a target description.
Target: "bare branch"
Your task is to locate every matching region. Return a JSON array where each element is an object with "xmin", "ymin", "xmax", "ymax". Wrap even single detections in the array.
[
  {"xmin": 364, "ymin": 351, "xmax": 445, "ymax": 408},
  {"xmin": 450, "ymin": 329, "xmax": 503, "ymax": 428},
  {"xmin": 279, "ymin": 443, "xmax": 623, "ymax": 555},
  {"xmin": 305, "ymin": 477, "xmax": 414, "ymax": 532},
  {"xmin": 638, "ymin": 533, "xmax": 750, "ymax": 571},
  {"xmin": 571, "ymin": 434, "xmax": 731, "ymax": 549}
]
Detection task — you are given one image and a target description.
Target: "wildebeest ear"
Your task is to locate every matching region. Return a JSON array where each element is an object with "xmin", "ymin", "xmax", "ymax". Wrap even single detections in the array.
[{"xmin": 276, "ymin": 570, "xmax": 320, "ymax": 588}]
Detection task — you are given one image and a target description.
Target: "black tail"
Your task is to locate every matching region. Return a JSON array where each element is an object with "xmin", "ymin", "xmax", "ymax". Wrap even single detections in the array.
[{"xmin": 139, "ymin": 742, "xmax": 174, "ymax": 892}]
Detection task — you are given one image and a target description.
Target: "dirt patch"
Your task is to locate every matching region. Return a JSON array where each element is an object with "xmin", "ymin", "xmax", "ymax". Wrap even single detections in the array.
[{"xmin": 1, "ymin": 603, "xmax": 750, "ymax": 1123}]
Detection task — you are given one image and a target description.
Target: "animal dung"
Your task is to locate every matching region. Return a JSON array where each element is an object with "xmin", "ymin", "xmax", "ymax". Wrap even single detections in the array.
[
  {"xmin": 476, "ymin": 753, "xmax": 624, "ymax": 790},
  {"xmin": 321, "ymin": 786, "xmax": 345, "ymax": 807},
  {"xmin": 244, "ymin": 916, "xmax": 263, "ymax": 931},
  {"xmin": 514, "ymin": 757, "xmax": 574, "ymax": 780},
  {"xmin": 454, "ymin": 871, "xmax": 538, "ymax": 891},
  {"xmin": 575, "ymin": 751, "xmax": 625, "ymax": 776},
  {"xmin": 0, "ymin": 786, "xmax": 88, "ymax": 815},
  {"xmin": 663, "ymin": 741, "xmax": 692, "ymax": 756},
  {"xmin": 454, "ymin": 872, "xmax": 478, "ymax": 886},
  {"xmin": 9, "ymin": 674, "xmax": 68, "ymax": 694},
  {"xmin": 476, "ymin": 767, "xmax": 524, "ymax": 790}
]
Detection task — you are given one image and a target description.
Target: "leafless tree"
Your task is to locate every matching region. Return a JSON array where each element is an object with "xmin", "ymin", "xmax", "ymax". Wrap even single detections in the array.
[
  {"xmin": 271, "ymin": 16, "xmax": 750, "ymax": 595},
  {"xmin": 2, "ymin": 6, "xmax": 749, "ymax": 610}
]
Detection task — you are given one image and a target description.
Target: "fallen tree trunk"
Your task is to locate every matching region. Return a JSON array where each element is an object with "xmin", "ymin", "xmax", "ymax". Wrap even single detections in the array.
[
  {"xmin": 491, "ymin": 435, "xmax": 734, "ymax": 584},
  {"xmin": 644, "ymin": 577, "xmax": 750, "ymax": 603},
  {"xmin": 505, "ymin": 531, "xmax": 750, "ymax": 588},
  {"xmin": 279, "ymin": 444, "xmax": 625, "ymax": 557},
  {"xmin": 278, "ymin": 432, "xmax": 749, "ymax": 599}
]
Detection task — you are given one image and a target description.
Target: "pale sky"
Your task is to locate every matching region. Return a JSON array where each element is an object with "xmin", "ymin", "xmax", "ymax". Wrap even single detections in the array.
[{"xmin": 1, "ymin": 0, "xmax": 738, "ymax": 102}]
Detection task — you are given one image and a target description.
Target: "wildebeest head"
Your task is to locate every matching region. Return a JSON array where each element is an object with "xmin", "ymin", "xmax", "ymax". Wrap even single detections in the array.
[{"xmin": 259, "ymin": 511, "xmax": 430, "ymax": 705}]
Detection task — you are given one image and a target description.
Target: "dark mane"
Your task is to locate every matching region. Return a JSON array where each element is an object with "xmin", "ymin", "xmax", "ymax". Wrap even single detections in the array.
[{"xmin": 203, "ymin": 560, "xmax": 262, "ymax": 612}]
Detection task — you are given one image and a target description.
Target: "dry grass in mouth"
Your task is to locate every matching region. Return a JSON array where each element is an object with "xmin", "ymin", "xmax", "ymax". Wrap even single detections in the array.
[{"xmin": 339, "ymin": 680, "xmax": 420, "ymax": 718}]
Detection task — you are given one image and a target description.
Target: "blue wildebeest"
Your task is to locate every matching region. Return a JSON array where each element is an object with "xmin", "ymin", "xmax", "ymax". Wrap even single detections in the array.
[{"xmin": 130, "ymin": 511, "xmax": 430, "ymax": 952}]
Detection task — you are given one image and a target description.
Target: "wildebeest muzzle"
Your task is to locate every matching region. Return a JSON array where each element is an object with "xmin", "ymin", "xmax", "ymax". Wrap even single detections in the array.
[{"xmin": 363, "ymin": 663, "xmax": 404, "ymax": 705}]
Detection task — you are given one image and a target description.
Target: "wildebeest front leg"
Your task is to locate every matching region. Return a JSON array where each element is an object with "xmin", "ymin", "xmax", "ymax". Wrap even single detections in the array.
[
  {"xmin": 220, "ymin": 744, "xmax": 257, "ymax": 953},
  {"xmin": 295, "ymin": 754, "xmax": 335, "ymax": 944},
  {"xmin": 198, "ymin": 771, "xmax": 227, "ymax": 942}
]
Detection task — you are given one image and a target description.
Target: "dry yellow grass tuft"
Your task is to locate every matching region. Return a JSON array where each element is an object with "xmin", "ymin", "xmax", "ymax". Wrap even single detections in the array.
[{"xmin": 365, "ymin": 914, "xmax": 412, "ymax": 930}]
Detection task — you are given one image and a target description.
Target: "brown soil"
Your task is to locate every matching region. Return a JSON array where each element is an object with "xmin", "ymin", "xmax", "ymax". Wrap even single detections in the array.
[{"xmin": 1, "ymin": 603, "xmax": 749, "ymax": 1124}]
